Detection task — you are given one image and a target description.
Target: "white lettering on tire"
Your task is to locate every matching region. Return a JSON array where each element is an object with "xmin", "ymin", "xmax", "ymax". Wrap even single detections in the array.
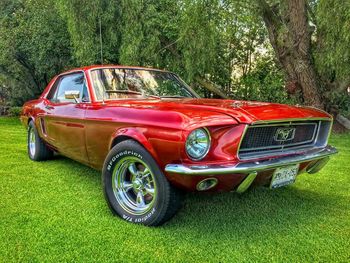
[{"xmin": 107, "ymin": 150, "xmax": 143, "ymax": 172}]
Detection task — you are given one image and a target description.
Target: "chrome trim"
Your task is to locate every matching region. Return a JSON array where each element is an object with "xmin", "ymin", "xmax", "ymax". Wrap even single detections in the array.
[
  {"xmin": 273, "ymin": 127, "xmax": 296, "ymax": 142},
  {"xmin": 88, "ymin": 67, "xmax": 198, "ymax": 102},
  {"xmin": 250, "ymin": 121, "xmax": 319, "ymax": 127},
  {"xmin": 196, "ymin": 178, "xmax": 218, "ymax": 191},
  {"xmin": 112, "ymin": 156, "xmax": 156, "ymax": 216},
  {"xmin": 239, "ymin": 122, "xmax": 319, "ymax": 153},
  {"xmin": 236, "ymin": 124, "xmax": 248, "ymax": 157},
  {"xmin": 45, "ymin": 70, "xmax": 92, "ymax": 104},
  {"xmin": 236, "ymin": 172, "xmax": 257, "ymax": 193},
  {"xmin": 251, "ymin": 117, "xmax": 332, "ymax": 125},
  {"xmin": 185, "ymin": 127, "xmax": 211, "ymax": 161},
  {"xmin": 326, "ymin": 119, "xmax": 334, "ymax": 143},
  {"xmin": 28, "ymin": 126, "xmax": 36, "ymax": 157},
  {"xmin": 165, "ymin": 145, "xmax": 337, "ymax": 176},
  {"xmin": 237, "ymin": 144, "xmax": 319, "ymax": 161},
  {"xmin": 237, "ymin": 119, "xmax": 335, "ymax": 161},
  {"xmin": 306, "ymin": 157, "xmax": 330, "ymax": 174}
]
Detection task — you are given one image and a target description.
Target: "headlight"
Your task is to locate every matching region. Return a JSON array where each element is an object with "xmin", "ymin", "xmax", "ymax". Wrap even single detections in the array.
[{"xmin": 185, "ymin": 128, "xmax": 211, "ymax": 160}]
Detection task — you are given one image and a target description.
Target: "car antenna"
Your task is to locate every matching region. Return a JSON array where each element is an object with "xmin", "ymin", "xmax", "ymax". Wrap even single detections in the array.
[
  {"xmin": 99, "ymin": 15, "xmax": 105, "ymax": 105},
  {"xmin": 99, "ymin": 16, "xmax": 103, "ymax": 65}
]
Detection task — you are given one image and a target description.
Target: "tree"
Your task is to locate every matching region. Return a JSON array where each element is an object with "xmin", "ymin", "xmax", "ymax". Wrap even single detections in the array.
[
  {"xmin": 256, "ymin": 0, "xmax": 350, "ymax": 118},
  {"xmin": 56, "ymin": 0, "xmax": 121, "ymax": 65},
  {"xmin": 315, "ymin": 0, "xmax": 350, "ymax": 115},
  {"xmin": 0, "ymin": 0, "xmax": 74, "ymax": 105},
  {"xmin": 1, "ymin": 0, "xmax": 347, "ymax": 120},
  {"xmin": 256, "ymin": 0, "xmax": 323, "ymax": 108}
]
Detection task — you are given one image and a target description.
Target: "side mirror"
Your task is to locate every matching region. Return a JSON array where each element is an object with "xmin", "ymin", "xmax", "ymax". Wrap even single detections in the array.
[{"xmin": 64, "ymin": 90, "xmax": 80, "ymax": 103}]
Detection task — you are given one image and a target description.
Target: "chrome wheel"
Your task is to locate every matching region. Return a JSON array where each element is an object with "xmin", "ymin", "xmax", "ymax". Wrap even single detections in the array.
[
  {"xmin": 29, "ymin": 127, "xmax": 36, "ymax": 157},
  {"xmin": 112, "ymin": 157, "xmax": 157, "ymax": 215}
]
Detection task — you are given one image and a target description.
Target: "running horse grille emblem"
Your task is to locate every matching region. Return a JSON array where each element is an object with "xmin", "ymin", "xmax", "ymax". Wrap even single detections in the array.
[{"xmin": 274, "ymin": 127, "xmax": 296, "ymax": 142}]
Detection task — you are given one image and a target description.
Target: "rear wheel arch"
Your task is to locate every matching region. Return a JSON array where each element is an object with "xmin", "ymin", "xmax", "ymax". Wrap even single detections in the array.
[
  {"xmin": 28, "ymin": 116, "xmax": 45, "ymax": 138},
  {"xmin": 27, "ymin": 120, "xmax": 53, "ymax": 161},
  {"xmin": 23, "ymin": 115, "xmax": 35, "ymax": 129},
  {"xmin": 27, "ymin": 115, "xmax": 38, "ymax": 128},
  {"xmin": 28, "ymin": 117, "xmax": 34, "ymax": 125}
]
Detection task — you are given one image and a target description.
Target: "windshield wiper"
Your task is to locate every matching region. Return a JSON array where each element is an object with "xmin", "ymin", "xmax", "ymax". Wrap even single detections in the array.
[
  {"xmin": 160, "ymin": 95, "xmax": 187, "ymax": 98},
  {"xmin": 144, "ymin": 94, "xmax": 161, "ymax": 99},
  {"xmin": 106, "ymin": 90, "xmax": 160, "ymax": 99}
]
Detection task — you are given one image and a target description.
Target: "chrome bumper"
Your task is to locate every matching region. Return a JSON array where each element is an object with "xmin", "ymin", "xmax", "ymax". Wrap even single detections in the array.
[{"xmin": 165, "ymin": 145, "xmax": 338, "ymax": 176}]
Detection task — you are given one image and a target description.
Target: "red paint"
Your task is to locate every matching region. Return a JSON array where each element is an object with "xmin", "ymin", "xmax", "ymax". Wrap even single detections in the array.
[{"xmin": 21, "ymin": 65, "xmax": 332, "ymax": 191}]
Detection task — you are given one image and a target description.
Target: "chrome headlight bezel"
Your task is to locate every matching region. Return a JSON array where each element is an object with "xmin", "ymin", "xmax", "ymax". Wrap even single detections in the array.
[{"xmin": 185, "ymin": 128, "xmax": 211, "ymax": 160}]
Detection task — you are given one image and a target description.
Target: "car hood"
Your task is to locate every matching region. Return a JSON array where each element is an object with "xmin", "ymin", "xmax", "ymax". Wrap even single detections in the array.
[
  {"xmin": 106, "ymin": 98, "xmax": 331, "ymax": 124},
  {"xmin": 176, "ymin": 98, "xmax": 331, "ymax": 123}
]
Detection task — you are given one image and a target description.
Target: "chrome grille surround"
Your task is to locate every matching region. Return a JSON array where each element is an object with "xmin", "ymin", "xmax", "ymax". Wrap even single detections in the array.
[{"xmin": 238, "ymin": 119, "xmax": 332, "ymax": 160}]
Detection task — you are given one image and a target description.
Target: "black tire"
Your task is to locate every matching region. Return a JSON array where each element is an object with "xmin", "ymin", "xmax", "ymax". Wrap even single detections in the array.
[
  {"xmin": 27, "ymin": 120, "xmax": 53, "ymax": 161},
  {"xmin": 102, "ymin": 140, "xmax": 183, "ymax": 226}
]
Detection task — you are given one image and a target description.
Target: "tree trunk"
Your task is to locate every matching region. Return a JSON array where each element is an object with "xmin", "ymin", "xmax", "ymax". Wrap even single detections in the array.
[
  {"xmin": 336, "ymin": 114, "xmax": 350, "ymax": 130},
  {"xmin": 257, "ymin": 0, "xmax": 324, "ymax": 109},
  {"xmin": 195, "ymin": 77, "xmax": 229, "ymax": 99}
]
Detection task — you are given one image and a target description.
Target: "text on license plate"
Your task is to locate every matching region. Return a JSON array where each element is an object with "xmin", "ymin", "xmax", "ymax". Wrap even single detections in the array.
[{"xmin": 270, "ymin": 164, "xmax": 299, "ymax": 189}]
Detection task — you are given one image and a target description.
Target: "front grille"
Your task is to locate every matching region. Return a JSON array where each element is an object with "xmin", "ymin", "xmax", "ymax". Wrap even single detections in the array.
[{"xmin": 239, "ymin": 121, "xmax": 320, "ymax": 158}]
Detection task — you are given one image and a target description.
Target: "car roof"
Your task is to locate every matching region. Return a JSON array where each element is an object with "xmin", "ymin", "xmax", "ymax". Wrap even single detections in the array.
[{"xmin": 59, "ymin": 64, "xmax": 170, "ymax": 75}]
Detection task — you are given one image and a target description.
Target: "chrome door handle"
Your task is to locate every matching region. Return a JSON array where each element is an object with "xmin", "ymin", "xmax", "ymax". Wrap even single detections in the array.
[{"xmin": 45, "ymin": 105, "xmax": 54, "ymax": 110}]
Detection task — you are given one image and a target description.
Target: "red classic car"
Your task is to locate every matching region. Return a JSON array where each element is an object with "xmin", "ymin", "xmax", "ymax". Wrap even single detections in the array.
[{"xmin": 21, "ymin": 65, "xmax": 337, "ymax": 226}]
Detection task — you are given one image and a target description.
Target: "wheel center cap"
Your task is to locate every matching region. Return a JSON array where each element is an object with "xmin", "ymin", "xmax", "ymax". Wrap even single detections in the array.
[{"xmin": 133, "ymin": 178, "xmax": 143, "ymax": 190}]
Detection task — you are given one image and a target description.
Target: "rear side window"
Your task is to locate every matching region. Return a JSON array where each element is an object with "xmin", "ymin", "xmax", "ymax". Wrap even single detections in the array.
[{"xmin": 49, "ymin": 73, "xmax": 87, "ymax": 103}]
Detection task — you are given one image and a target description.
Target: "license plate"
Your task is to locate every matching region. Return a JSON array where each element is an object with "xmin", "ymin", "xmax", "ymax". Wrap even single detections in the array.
[{"xmin": 270, "ymin": 164, "xmax": 299, "ymax": 189}]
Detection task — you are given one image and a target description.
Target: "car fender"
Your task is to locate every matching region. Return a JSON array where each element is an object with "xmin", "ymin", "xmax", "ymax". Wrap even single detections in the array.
[{"xmin": 109, "ymin": 127, "xmax": 161, "ymax": 164}]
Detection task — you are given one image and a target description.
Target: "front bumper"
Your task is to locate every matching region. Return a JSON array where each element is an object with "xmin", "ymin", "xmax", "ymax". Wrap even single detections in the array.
[{"xmin": 165, "ymin": 145, "xmax": 338, "ymax": 176}]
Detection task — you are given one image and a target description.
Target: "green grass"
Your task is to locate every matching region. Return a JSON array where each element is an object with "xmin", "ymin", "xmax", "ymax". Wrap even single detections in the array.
[{"xmin": 0, "ymin": 117, "xmax": 349, "ymax": 262}]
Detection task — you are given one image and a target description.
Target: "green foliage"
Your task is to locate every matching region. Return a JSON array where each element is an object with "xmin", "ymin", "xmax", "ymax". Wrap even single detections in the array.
[
  {"xmin": 315, "ymin": 0, "xmax": 350, "ymax": 82},
  {"xmin": 232, "ymin": 55, "xmax": 296, "ymax": 104},
  {"xmin": 119, "ymin": 0, "xmax": 162, "ymax": 66},
  {"xmin": 55, "ymin": 1, "xmax": 100, "ymax": 65},
  {"xmin": 8, "ymin": 106, "xmax": 22, "ymax": 116},
  {"xmin": 315, "ymin": 0, "xmax": 350, "ymax": 114},
  {"xmin": 0, "ymin": 0, "xmax": 348, "ymax": 115},
  {"xmin": 56, "ymin": 0, "xmax": 121, "ymax": 65},
  {"xmin": 178, "ymin": 0, "xmax": 218, "ymax": 81},
  {"xmin": 0, "ymin": 0, "xmax": 74, "ymax": 105},
  {"xmin": 0, "ymin": 0, "xmax": 285, "ymax": 106}
]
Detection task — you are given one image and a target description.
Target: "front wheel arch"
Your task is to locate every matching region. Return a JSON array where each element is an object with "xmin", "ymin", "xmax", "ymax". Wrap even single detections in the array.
[
  {"xmin": 110, "ymin": 135, "xmax": 134, "ymax": 149},
  {"xmin": 109, "ymin": 129, "xmax": 160, "ymax": 164}
]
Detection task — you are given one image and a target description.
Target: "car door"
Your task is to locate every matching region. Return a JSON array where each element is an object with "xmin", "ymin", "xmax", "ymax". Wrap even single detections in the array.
[{"xmin": 42, "ymin": 72, "xmax": 90, "ymax": 164}]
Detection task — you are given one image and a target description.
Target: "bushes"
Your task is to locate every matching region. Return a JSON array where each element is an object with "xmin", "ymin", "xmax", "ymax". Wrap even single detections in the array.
[
  {"xmin": 8, "ymin": 107, "xmax": 22, "ymax": 116},
  {"xmin": 1, "ymin": 106, "xmax": 22, "ymax": 117},
  {"xmin": 0, "ymin": 106, "xmax": 9, "ymax": 116}
]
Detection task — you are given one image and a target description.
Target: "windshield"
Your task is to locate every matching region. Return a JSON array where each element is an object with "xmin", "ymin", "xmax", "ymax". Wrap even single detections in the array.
[{"xmin": 90, "ymin": 68, "xmax": 197, "ymax": 100}]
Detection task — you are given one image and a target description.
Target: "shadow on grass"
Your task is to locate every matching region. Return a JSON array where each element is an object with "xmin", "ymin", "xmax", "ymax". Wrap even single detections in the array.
[
  {"xmin": 41, "ymin": 154, "xmax": 101, "ymax": 186},
  {"xmin": 164, "ymin": 186, "xmax": 343, "ymax": 240},
  {"xmin": 44, "ymin": 155, "xmax": 342, "ymax": 237}
]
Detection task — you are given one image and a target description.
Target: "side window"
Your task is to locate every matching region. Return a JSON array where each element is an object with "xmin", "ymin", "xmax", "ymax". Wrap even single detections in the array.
[
  {"xmin": 53, "ymin": 73, "xmax": 86, "ymax": 103},
  {"xmin": 46, "ymin": 78, "xmax": 60, "ymax": 101}
]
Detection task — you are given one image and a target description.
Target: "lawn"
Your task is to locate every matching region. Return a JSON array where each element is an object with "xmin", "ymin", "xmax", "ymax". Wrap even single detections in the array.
[{"xmin": 0, "ymin": 117, "xmax": 349, "ymax": 262}]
